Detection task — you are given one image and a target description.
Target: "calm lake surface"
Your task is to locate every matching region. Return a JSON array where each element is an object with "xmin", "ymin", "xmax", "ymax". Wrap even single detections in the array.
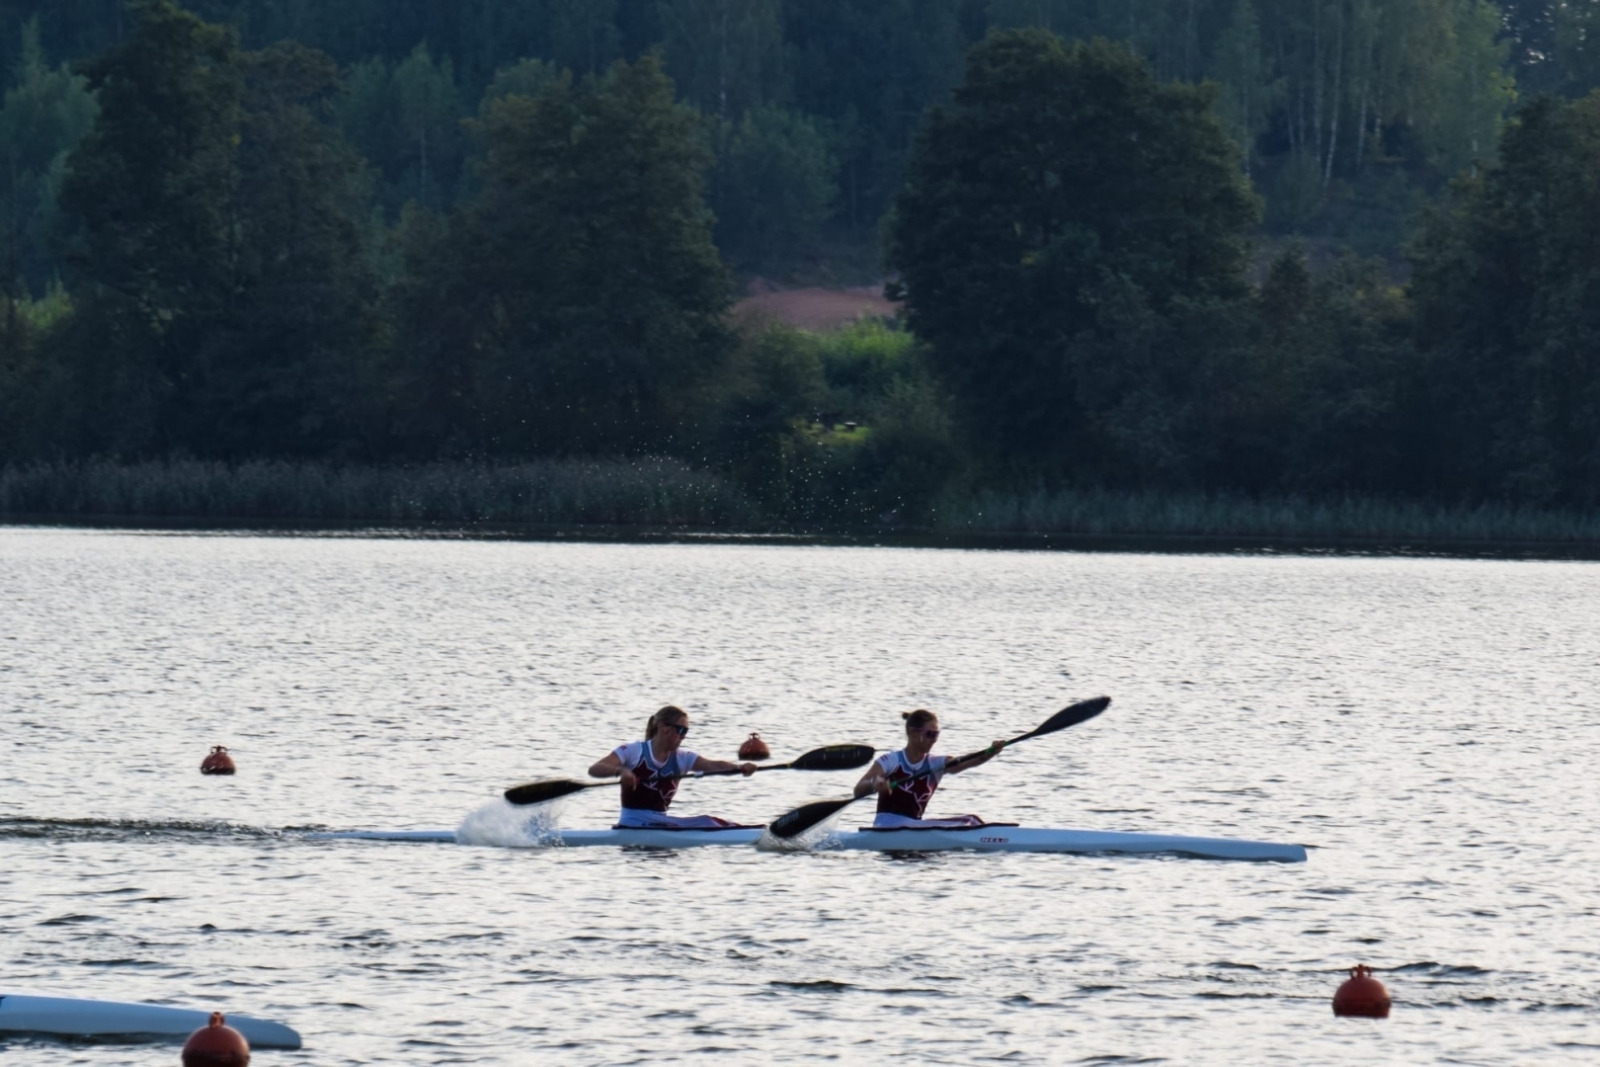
[{"xmin": 2, "ymin": 527, "xmax": 1597, "ymax": 1065}]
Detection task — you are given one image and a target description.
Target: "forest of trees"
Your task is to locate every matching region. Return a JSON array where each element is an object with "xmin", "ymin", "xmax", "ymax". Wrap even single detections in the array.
[{"xmin": 1, "ymin": 1, "xmax": 1599, "ymax": 531}]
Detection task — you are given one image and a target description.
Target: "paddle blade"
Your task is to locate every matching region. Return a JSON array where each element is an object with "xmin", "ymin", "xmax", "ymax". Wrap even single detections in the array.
[
  {"xmin": 503, "ymin": 778, "xmax": 600, "ymax": 806},
  {"xmin": 768, "ymin": 795, "xmax": 860, "ymax": 839},
  {"xmin": 786, "ymin": 744, "xmax": 876, "ymax": 772},
  {"xmin": 1013, "ymin": 696, "xmax": 1110, "ymax": 743}
]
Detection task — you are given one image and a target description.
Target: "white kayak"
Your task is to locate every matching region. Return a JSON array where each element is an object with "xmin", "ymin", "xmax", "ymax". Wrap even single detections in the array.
[
  {"xmin": 0, "ymin": 993, "xmax": 302, "ymax": 1048},
  {"xmin": 844, "ymin": 825, "xmax": 1304, "ymax": 861},
  {"xmin": 311, "ymin": 824, "xmax": 1306, "ymax": 862}
]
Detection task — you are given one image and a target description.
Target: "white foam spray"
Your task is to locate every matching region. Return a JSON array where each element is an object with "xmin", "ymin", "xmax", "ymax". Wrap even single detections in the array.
[
  {"xmin": 455, "ymin": 798, "xmax": 565, "ymax": 847},
  {"xmin": 754, "ymin": 825, "xmax": 837, "ymax": 853}
]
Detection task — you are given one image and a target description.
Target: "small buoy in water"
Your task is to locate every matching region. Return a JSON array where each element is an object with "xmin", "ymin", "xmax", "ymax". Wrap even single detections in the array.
[
  {"xmin": 200, "ymin": 746, "xmax": 236, "ymax": 776},
  {"xmin": 738, "ymin": 733, "xmax": 771, "ymax": 760},
  {"xmin": 1332, "ymin": 964, "xmax": 1391, "ymax": 1018},
  {"xmin": 182, "ymin": 1011, "xmax": 250, "ymax": 1065}
]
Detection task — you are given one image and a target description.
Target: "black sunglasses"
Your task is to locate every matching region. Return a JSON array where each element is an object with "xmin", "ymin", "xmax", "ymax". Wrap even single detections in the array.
[{"xmin": 664, "ymin": 724, "xmax": 689, "ymax": 737}]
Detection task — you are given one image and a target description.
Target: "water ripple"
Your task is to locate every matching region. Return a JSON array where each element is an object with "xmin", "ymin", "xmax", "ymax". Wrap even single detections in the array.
[{"xmin": 2, "ymin": 529, "xmax": 1598, "ymax": 1064}]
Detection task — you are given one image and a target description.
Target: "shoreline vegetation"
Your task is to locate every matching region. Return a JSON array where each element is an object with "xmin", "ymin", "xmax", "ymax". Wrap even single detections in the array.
[
  {"xmin": 8, "ymin": 11, "xmax": 1598, "ymax": 544},
  {"xmin": 4, "ymin": 459, "xmax": 1598, "ymax": 559}
]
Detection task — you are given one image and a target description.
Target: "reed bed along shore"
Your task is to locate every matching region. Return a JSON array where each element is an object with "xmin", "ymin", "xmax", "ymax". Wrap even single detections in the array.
[
  {"xmin": 933, "ymin": 487, "xmax": 1600, "ymax": 546},
  {"xmin": 2, "ymin": 459, "xmax": 1597, "ymax": 551},
  {"xmin": 0, "ymin": 458, "xmax": 755, "ymax": 528}
]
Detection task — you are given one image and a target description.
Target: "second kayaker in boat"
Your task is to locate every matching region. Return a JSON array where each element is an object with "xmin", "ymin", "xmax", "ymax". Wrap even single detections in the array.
[
  {"xmin": 588, "ymin": 705, "xmax": 757, "ymax": 829},
  {"xmin": 853, "ymin": 709, "xmax": 1007, "ymax": 828}
]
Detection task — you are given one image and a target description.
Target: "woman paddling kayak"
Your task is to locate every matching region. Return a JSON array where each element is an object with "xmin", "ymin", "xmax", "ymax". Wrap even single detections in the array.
[
  {"xmin": 853, "ymin": 709, "xmax": 1007, "ymax": 828},
  {"xmin": 588, "ymin": 706, "xmax": 757, "ymax": 829}
]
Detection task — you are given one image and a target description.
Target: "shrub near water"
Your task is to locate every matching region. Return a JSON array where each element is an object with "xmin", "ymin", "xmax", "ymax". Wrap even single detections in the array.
[{"xmin": 0, "ymin": 458, "xmax": 754, "ymax": 527}]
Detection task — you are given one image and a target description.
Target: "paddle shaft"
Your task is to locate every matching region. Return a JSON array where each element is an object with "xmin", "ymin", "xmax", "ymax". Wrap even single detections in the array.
[
  {"xmin": 685, "ymin": 758, "xmax": 800, "ymax": 778},
  {"xmin": 945, "ymin": 728, "xmax": 1044, "ymax": 772},
  {"xmin": 503, "ymin": 764, "xmax": 773, "ymax": 806},
  {"xmin": 629, "ymin": 743, "xmax": 875, "ymax": 781},
  {"xmin": 522, "ymin": 758, "xmax": 793, "ymax": 797},
  {"xmin": 503, "ymin": 743, "xmax": 875, "ymax": 805}
]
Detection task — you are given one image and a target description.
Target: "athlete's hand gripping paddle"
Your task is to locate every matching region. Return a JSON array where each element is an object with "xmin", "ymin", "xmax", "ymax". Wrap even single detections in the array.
[
  {"xmin": 503, "ymin": 744, "xmax": 876, "ymax": 806},
  {"xmin": 764, "ymin": 696, "xmax": 1111, "ymax": 840}
]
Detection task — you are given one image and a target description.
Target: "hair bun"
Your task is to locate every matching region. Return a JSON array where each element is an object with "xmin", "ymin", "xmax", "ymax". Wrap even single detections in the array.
[{"xmin": 900, "ymin": 711, "xmax": 913, "ymax": 721}]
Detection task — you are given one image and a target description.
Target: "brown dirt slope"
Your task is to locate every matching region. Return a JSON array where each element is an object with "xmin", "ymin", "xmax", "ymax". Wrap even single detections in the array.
[{"xmin": 732, "ymin": 283, "xmax": 897, "ymax": 333}]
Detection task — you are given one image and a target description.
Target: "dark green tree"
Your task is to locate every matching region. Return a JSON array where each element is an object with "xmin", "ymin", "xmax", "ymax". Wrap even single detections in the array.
[
  {"xmin": 784, "ymin": 0, "xmax": 972, "ymax": 234},
  {"xmin": 333, "ymin": 43, "xmax": 465, "ymax": 217},
  {"xmin": 711, "ymin": 104, "xmax": 836, "ymax": 272},
  {"xmin": 61, "ymin": 0, "xmax": 239, "ymax": 327},
  {"xmin": 0, "ymin": 18, "xmax": 97, "ymax": 296},
  {"xmin": 197, "ymin": 40, "xmax": 384, "ymax": 456},
  {"xmin": 0, "ymin": 1, "xmax": 125, "ymax": 81},
  {"xmin": 1217, "ymin": 247, "xmax": 1415, "ymax": 493},
  {"xmin": 56, "ymin": 1, "xmax": 381, "ymax": 457},
  {"xmin": 477, "ymin": 56, "xmax": 563, "ymax": 113},
  {"xmin": 710, "ymin": 322, "xmax": 827, "ymax": 512},
  {"xmin": 398, "ymin": 53, "xmax": 733, "ymax": 457},
  {"xmin": 540, "ymin": 0, "xmax": 621, "ymax": 77},
  {"xmin": 658, "ymin": 0, "xmax": 787, "ymax": 126},
  {"xmin": 887, "ymin": 30, "xmax": 1260, "ymax": 483},
  {"xmin": 1409, "ymin": 92, "xmax": 1600, "ymax": 505},
  {"xmin": 56, "ymin": 0, "xmax": 242, "ymax": 454}
]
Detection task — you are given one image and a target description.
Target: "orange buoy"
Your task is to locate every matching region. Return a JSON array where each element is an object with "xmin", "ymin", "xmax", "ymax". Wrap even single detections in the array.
[
  {"xmin": 200, "ymin": 746, "xmax": 236, "ymax": 776},
  {"xmin": 738, "ymin": 733, "xmax": 771, "ymax": 760},
  {"xmin": 182, "ymin": 1011, "xmax": 251, "ymax": 1065},
  {"xmin": 1332, "ymin": 964, "xmax": 1391, "ymax": 1018}
]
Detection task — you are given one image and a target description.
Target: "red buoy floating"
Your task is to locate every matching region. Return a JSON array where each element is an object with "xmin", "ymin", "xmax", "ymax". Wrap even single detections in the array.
[
  {"xmin": 182, "ymin": 1011, "xmax": 251, "ymax": 1066},
  {"xmin": 1332, "ymin": 964, "xmax": 1391, "ymax": 1018},
  {"xmin": 200, "ymin": 746, "xmax": 236, "ymax": 776},
  {"xmin": 738, "ymin": 733, "xmax": 771, "ymax": 760}
]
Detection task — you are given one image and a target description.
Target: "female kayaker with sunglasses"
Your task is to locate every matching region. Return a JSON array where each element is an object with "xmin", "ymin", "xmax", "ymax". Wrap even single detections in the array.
[
  {"xmin": 852, "ymin": 709, "xmax": 1006, "ymax": 828},
  {"xmin": 587, "ymin": 705, "xmax": 757, "ymax": 828}
]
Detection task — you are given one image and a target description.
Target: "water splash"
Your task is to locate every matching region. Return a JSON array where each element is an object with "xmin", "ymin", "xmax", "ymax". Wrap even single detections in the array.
[
  {"xmin": 454, "ymin": 798, "xmax": 565, "ymax": 848},
  {"xmin": 754, "ymin": 825, "xmax": 837, "ymax": 853}
]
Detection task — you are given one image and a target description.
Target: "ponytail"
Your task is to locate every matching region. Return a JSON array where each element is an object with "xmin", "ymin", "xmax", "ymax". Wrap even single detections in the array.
[{"xmin": 645, "ymin": 704, "xmax": 687, "ymax": 740}]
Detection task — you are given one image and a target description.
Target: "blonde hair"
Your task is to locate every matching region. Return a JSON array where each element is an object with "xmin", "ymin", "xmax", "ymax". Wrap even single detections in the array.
[{"xmin": 645, "ymin": 705, "xmax": 688, "ymax": 739}]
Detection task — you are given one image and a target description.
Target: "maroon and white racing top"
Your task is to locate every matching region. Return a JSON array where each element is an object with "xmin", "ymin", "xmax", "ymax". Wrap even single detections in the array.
[
  {"xmin": 612, "ymin": 740, "xmax": 700, "ymax": 815},
  {"xmin": 873, "ymin": 749, "xmax": 950, "ymax": 820}
]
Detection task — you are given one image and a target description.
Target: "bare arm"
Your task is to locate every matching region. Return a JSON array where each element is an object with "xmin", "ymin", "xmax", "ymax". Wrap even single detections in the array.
[
  {"xmin": 691, "ymin": 755, "xmax": 756, "ymax": 776},
  {"xmin": 943, "ymin": 740, "xmax": 1006, "ymax": 776},
  {"xmin": 854, "ymin": 762, "xmax": 891, "ymax": 798},
  {"xmin": 590, "ymin": 750, "xmax": 641, "ymax": 789}
]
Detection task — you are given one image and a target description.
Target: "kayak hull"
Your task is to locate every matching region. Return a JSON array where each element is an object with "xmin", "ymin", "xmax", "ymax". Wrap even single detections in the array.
[
  {"xmin": 831, "ymin": 826, "xmax": 1306, "ymax": 862},
  {"xmin": 560, "ymin": 828, "xmax": 765, "ymax": 848},
  {"xmin": 311, "ymin": 825, "xmax": 1305, "ymax": 861},
  {"xmin": 0, "ymin": 994, "xmax": 302, "ymax": 1048}
]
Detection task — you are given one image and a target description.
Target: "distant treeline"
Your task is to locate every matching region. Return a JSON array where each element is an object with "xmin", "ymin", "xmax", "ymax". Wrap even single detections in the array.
[
  {"xmin": 1, "ymin": 2, "xmax": 1599, "ymax": 531},
  {"xmin": 2, "ymin": 0, "xmax": 1597, "ymax": 289}
]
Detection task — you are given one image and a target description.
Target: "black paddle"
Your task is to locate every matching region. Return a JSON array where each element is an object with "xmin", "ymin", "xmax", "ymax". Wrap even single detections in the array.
[
  {"xmin": 766, "ymin": 696, "xmax": 1111, "ymax": 839},
  {"xmin": 502, "ymin": 743, "xmax": 877, "ymax": 806}
]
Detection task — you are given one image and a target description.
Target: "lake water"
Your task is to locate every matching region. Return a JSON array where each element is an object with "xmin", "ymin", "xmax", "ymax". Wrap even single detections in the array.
[{"xmin": 2, "ymin": 527, "xmax": 1597, "ymax": 1065}]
